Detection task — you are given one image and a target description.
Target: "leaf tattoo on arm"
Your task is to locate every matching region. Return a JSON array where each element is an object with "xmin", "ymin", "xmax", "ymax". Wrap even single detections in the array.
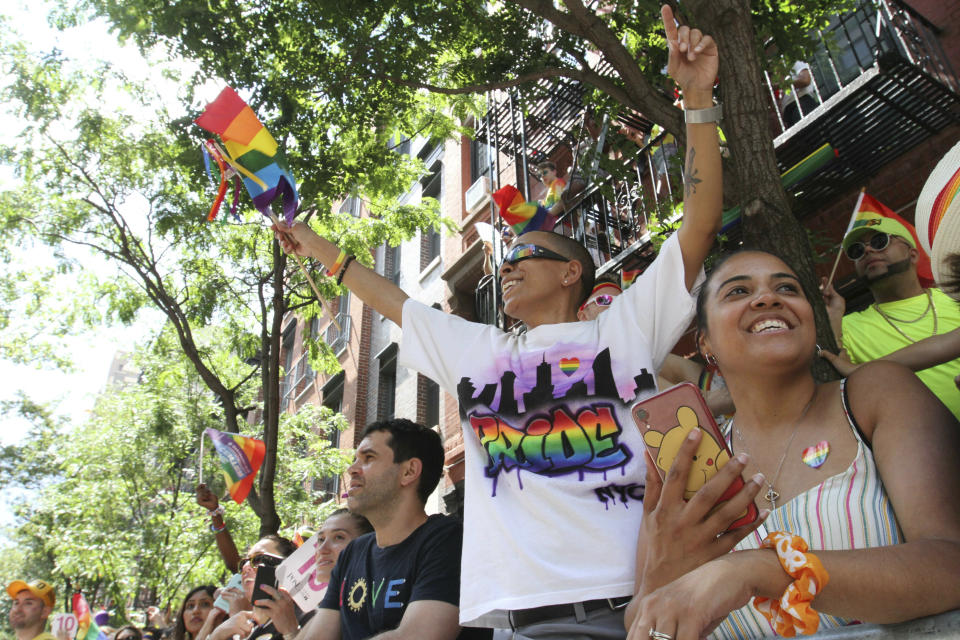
[{"xmin": 683, "ymin": 146, "xmax": 702, "ymax": 197}]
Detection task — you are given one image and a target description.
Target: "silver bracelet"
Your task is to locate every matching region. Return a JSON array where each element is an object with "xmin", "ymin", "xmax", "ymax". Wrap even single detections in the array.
[
  {"xmin": 684, "ymin": 103, "xmax": 722, "ymax": 124},
  {"xmin": 208, "ymin": 505, "xmax": 225, "ymax": 518}
]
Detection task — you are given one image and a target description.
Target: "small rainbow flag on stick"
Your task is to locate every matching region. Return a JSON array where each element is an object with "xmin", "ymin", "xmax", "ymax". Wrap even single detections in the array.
[
  {"xmin": 204, "ymin": 428, "xmax": 266, "ymax": 504},
  {"xmin": 195, "ymin": 87, "xmax": 299, "ymax": 224},
  {"xmin": 492, "ymin": 185, "xmax": 556, "ymax": 235},
  {"xmin": 72, "ymin": 593, "xmax": 106, "ymax": 640}
]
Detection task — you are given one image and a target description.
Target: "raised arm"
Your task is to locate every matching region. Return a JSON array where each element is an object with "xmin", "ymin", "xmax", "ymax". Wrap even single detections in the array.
[
  {"xmin": 661, "ymin": 5, "xmax": 722, "ymax": 292},
  {"xmin": 196, "ymin": 483, "xmax": 240, "ymax": 573},
  {"xmin": 274, "ymin": 221, "xmax": 409, "ymax": 326}
]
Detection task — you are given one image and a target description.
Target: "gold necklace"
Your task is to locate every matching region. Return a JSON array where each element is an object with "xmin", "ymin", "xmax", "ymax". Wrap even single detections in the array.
[
  {"xmin": 732, "ymin": 386, "xmax": 818, "ymax": 510},
  {"xmin": 873, "ymin": 289, "xmax": 938, "ymax": 344}
]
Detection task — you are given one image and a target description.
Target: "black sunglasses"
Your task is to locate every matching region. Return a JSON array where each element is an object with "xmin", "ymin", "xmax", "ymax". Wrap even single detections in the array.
[
  {"xmin": 238, "ymin": 552, "xmax": 283, "ymax": 572},
  {"xmin": 500, "ymin": 243, "xmax": 569, "ymax": 268},
  {"xmin": 845, "ymin": 232, "xmax": 894, "ymax": 261}
]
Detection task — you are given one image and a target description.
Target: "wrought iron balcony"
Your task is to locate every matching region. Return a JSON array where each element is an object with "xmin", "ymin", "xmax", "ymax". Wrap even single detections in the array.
[{"xmin": 470, "ymin": 0, "xmax": 958, "ymax": 325}]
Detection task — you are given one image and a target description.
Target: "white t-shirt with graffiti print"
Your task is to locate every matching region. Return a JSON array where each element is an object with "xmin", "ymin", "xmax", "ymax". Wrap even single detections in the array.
[{"xmin": 400, "ymin": 232, "xmax": 703, "ymax": 626}]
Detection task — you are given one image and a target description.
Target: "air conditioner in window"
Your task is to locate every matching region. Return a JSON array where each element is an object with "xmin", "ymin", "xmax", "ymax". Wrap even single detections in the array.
[{"xmin": 465, "ymin": 175, "xmax": 491, "ymax": 214}]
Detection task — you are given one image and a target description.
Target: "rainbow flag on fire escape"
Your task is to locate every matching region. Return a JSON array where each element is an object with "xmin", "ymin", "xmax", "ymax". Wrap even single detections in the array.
[{"xmin": 492, "ymin": 185, "xmax": 556, "ymax": 235}]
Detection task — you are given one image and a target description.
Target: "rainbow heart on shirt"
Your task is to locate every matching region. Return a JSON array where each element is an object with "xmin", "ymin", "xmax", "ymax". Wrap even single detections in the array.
[
  {"xmin": 801, "ymin": 440, "xmax": 830, "ymax": 468},
  {"xmin": 559, "ymin": 358, "xmax": 579, "ymax": 375}
]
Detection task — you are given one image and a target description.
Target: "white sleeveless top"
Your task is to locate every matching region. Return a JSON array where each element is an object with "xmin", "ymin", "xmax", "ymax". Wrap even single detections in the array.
[{"xmin": 709, "ymin": 380, "xmax": 902, "ymax": 639}]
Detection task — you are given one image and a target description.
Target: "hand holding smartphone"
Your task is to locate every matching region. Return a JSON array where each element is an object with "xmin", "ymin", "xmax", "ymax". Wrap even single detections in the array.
[
  {"xmin": 213, "ymin": 574, "xmax": 243, "ymax": 613},
  {"xmin": 251, "ymin": 566, "xmax": 278, "ymax": 607},
  {"xmin": 633, "ymin": 382, "xmax": 758, "ymax": 530}
]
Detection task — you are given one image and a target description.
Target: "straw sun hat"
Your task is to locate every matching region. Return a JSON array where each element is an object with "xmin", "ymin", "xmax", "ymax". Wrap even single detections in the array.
[{"xmin": 915, "ymin": 139, "xmax": 960, "ymax": 298}]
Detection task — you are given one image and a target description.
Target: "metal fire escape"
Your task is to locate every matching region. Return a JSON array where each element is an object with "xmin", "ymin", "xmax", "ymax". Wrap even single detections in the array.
[{"xmin": 470, "ymin": 0, "xmax": 959, "ymax": 327}]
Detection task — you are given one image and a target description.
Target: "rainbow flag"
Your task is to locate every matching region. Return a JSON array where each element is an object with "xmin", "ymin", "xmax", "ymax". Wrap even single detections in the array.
[
  {"xmin": 72, "ymin": 593, "xmax": 107, "ymax": 640},
  {"xmin": 492, "ymin": 185, "xmax": 556, "ymax": 235},
  {"xmin": 540, "ymin": 177, "xmax": 566, "ymax": 209},
  {"xmin": 204, "ymin": 428, "xmax": 266, "ymax": 504},
  {"xmin": 848, "ymin": 193, "xmax": 934, "ymax": 287},
  {"xmin": 195, "ymin": 87, "xmax": 299, "ymax": 224},
  {"xmin": 621, "ymin": 268, "xmax": 641, "ymax": 289}
]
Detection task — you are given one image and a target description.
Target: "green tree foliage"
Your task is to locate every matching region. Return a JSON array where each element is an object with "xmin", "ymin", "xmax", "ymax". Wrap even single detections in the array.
[
  {"xmin": 72, "ymin": 0, "xmax": 853, "ymax": 354},
  {"xmin": 0, "ymin": 337, "xmax": 352, "ymax": 624},
  {"xmin": 0, "ymin": 13, "xmax": 447, "ymax": 534}
]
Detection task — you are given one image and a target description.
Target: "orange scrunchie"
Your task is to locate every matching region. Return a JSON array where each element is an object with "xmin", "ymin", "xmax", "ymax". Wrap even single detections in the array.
[{"xmin": 752, "ymin": 531, "xmax": 830, "ymax": 637}]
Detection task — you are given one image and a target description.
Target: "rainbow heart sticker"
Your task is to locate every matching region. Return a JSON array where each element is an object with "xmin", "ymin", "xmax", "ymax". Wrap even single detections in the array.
[
  {"xmin": 802, "ymin": 440, "xmax": 830, "ymax": 468},
  {"xmin": 559, "ymin": 357, "xmax": 579, "ymax": 376}
]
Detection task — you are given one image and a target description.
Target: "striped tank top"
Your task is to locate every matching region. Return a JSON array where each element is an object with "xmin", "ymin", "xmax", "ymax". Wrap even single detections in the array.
[{"xmin": 709, "ymin": 379, "xmax": 902, "ymax": 640}]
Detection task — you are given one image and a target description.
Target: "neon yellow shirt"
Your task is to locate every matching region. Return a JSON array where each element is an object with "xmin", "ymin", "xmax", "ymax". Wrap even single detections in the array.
[
  {"xmin": 32, "ymin": 632, "xmax": 57, "ymax": 640},
  {"xmin": 842, "ymin": 288, "xmax": 960, "ymax": 420}
]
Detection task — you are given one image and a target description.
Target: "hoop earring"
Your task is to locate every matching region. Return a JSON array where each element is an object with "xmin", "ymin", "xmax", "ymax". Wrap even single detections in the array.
[
  {"xmin": 705, "ymin": 353, "xmax": 719, "ymax": 368},
  {"xmin": 815, "ymin": 344, "xmax": 823, "ymax": 359}
]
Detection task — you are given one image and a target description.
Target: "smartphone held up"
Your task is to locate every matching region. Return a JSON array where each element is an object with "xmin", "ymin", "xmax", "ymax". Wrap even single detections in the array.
[{"xmin": 632, "ymin": 382, "xmax": 758, "ymax": 531}]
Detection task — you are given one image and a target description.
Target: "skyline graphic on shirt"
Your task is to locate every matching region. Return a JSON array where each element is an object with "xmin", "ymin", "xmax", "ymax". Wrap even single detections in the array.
[
  {"xmin": 456, "ymin": 347, "xmax": 655, "ymax": 417},
  {"xmin": 456, "ymin": 347, "xmax": 656, "ymax": 491}
]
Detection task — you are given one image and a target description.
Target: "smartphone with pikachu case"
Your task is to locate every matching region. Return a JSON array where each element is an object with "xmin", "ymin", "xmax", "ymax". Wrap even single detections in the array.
[{"xmin": 632, "ymin": 382, "xmax": 758, "ymax": 530}]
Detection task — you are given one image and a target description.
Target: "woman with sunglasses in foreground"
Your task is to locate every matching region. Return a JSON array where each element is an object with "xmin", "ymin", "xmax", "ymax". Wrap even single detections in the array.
[
  {"xmin": 251, "ymin": 510, "xmax": 373, "ymax": 640},
  {"xmin": 200, "ymin": 535, "xmax": 299, "ymax": 640},
  {"xmin": 625, "ymin": 250, "xmax": 960, "ymax": 640}
]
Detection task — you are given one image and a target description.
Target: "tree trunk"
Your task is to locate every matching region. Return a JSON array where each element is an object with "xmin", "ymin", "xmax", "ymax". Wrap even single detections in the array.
[
  {"xmin": 690, "ymin": 0, "xmax": 839, "ymax": 376},
  {"xmin": 254, "ymin": 241, "xmax": 286, "ymax": 537}
]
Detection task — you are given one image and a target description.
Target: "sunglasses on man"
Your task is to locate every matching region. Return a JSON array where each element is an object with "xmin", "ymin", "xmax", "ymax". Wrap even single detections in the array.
[
  {"xmin": 578, "ymin": 294, "xmax": 615, "ymax": 313},
  {"xmin": 500, "ymin": 243, "xmax": 569, "ymax": 269},
  {"xmin": 845, "ymin": 231, "xmax": 901, "ymax": 261},
  {"xmin": 238, "ymin": 553, "xmax": 284, "ymax": 572}
]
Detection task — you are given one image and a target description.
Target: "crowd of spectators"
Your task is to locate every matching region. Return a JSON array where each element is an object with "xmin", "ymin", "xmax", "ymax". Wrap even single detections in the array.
[{"xmin": 8, "ymin": 6, "xmax": 959, "ymax": 640}]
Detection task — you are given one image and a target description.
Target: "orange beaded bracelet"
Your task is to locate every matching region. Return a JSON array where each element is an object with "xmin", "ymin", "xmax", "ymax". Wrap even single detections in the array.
[
  {"xmin": 325, "ymin": 250, "xmax": 347, "ymax": 277},
  {"xmin": 752, "ymin": 531, "xmax": 830, "ymax": 637}
]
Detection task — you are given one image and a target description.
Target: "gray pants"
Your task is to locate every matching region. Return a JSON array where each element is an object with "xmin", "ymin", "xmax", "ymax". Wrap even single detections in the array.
[{"xmin": 498, "ymin": 606, "xmax": 626, "ymax": 640}]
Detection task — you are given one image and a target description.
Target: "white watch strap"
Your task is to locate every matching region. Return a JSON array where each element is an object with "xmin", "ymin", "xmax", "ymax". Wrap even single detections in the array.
[{"xmin": 684, "ymin": 103, "xmax": 722, "ymax": 124}]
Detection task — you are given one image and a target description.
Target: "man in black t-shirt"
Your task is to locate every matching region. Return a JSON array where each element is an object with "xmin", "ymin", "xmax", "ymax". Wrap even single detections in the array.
[{"xmin": 297, "ymin": 418, "xmax": 486, "ymax": 640}]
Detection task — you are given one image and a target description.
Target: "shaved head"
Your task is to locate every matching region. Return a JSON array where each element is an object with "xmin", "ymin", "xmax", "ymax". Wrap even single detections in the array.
[{"xmin": 516, "ymin": 231, "xmax": 596, "ymax": 303}]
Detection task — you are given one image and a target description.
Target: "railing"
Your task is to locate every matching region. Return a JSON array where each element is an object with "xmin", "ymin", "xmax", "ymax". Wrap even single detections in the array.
[
  {"xmin": 809, "ymin": 609, "xmax": 960, "ymax": 638},
  {"xmin": 473, "ymin": 0, "xmax": 957, "ymax": 326},
  {"xmin": 281, "ymin": 352, "xmax": 316, "ymax": 411},
  {"xmin": 765, "ymin": 0, "xmax": 959, "ymax": 135},
  {"xmin": 325, "ymin": 312, "xmax": 351, "ymax": 355}
]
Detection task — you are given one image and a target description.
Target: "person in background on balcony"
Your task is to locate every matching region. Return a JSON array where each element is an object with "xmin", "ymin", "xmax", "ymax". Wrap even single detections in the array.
[
  {"xmin": 536, "ymin": 162, "xmax": 565, "ymax": 211},
  {"xmin": 779, "ymin": 61, "xmax": 819, "ymax": 127},
  {"xmin": 625, "ymin": 249, "xmax": 960, "ymax": 640},
  {"xmin": 275, "ymin": 6, "xmax": 726, "ymax": 637}
]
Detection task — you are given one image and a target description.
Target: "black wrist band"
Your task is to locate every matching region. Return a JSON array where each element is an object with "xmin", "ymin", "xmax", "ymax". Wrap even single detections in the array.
[{"xmin": 336, "ymin": 255, "xmax": 355, "ymax": 285}]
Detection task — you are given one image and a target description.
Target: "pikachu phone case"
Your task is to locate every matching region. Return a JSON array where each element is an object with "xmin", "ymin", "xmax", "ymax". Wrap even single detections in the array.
[{"xmin": 632, "ymin": 382, "xmax": 758, "ymax": 530}]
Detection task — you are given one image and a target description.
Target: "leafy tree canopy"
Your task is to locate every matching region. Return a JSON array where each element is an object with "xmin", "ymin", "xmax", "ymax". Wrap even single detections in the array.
[{"xmin": 0, "ymin": 333, "xmax": 352, "ymax": 621}]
